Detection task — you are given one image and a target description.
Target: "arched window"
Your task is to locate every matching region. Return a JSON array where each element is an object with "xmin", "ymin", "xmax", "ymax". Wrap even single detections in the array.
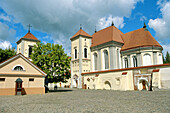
[
  {"xmin": 29, "ymin": 46, "xmax": 32, "ymax": 57},
  {"xmin": 93, "ymin": 53, "xmax": 98, "ymax": 71},
  {"xmin": 158, "ymin": 54, "xmax": 163, "ymax": 64},
  {"xmin": 124, "ymin": 58, "xmax": 128, "ymax": 68},
  {"xmin": 74, "ymin": 48, "xmax": 77, "ymax": 59},
  {"xmin": 133, "ymin": 56, "xmax": 137, "ymax": 67},
  {"xmin": 14, "ymin": 66, "xmax": 23, "ymax": 71},
  {"xmin": 84, "ymin": 48, "xmax": 87, "ymax": 58},
  {"xmin": 103, "ymin": 50, "xmax": 109, "ymax": 69},
  {"xmin": 143, "ymin": 54, "xmax": 151, "ymax": 66}
]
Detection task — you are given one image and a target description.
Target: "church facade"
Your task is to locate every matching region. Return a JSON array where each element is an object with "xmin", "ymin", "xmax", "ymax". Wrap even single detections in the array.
[{"xmin": 70, "ymin": 23, "xmax": 170, "ymax": 90}]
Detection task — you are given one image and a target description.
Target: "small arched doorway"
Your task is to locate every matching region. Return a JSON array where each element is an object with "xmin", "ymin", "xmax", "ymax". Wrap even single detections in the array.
[
  {"xmin": 15, "ymin": 78, "xmax": 23, "ymax": 95},
  {"xmin": 73, "ymin": 75, "xmax": 78, "ymax": 88},
  {"xmin": 138, "ymin": 78, "xmax": 149, "ymax": 91},
  {"xmin": 104, "ymin": 81, "xmax": 111, "ymax": 90}
]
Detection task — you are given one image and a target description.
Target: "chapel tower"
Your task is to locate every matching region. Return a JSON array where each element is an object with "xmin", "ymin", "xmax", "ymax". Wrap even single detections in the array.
[
  {"xmin": 16, "ymin": 25, "xmax": 40, "ymax": 58},
  {"xmin": 70, "ymin": 26, "xmax": 92, "ymax": 88}
]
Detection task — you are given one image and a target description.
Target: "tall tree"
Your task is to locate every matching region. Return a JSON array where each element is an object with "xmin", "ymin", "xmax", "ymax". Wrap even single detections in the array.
[
  {"xmin": 0, "ymin": 48, "xmax": 16, "ymax": 63},
  {"xmin": 165, "ymin": 51, "xmax": 170, "ymax": 63},
  {"xmin": 31, "ymin": 42, "xmax": 71, "ymax": 83}
]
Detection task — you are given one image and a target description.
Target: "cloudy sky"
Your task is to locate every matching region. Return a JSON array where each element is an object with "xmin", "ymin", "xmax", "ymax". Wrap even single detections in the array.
[{"xmin": 0, "ymin": 0, "xmax": 170, "ymax": 56}]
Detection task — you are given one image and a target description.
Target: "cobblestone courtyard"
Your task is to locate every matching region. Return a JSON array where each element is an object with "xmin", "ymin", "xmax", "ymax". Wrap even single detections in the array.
[{"xmin": 0, "ymin": 88, "xmax": 170, "ymax": 113}]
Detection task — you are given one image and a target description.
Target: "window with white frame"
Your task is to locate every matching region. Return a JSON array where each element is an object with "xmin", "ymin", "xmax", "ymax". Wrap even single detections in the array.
[
  {"xmin": 14, "ymin": 66, "xmax": 24, "ymax": 71},
  {"xmin": 84, "ymin": 48, "xmax": 87, "ymax": 58},
  {"xmin": 143, "ymin": 54, "xmax": 151, "ymax": 66},
  {"xmin": 158, "ymin": 53, "xmax": 163, "ymax": 64},
  {"xmin": 124, "ymin": 58, "xmax": 128, "ymax": 68},
  {"xmin": 133, "ymin": 56, "xmax": 137, "ymax": 67},
  {"xmin": 12, "ymin": 65, "xmax": 25, "ymax": 71},
  {"xmin": 74, "ymin": 48, "xmax": 77, "ymax": 59},
  {"xmin": 103, "ymin": 50, "xmax": 109, "ymax": 69},
  {"xmin": 28, "ymin": 46, "xmax": 33, "ymax": 57}
]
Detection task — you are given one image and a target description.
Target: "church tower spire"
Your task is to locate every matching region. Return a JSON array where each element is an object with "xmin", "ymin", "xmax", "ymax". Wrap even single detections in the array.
[
  {"xmin": 27, "ymin": 24, "xmax": 32, "ymax": 33},
  {"xmin": 80, "ymin": 24, "xmax": 82, "ymax": 29},
  {"xmin": 111, "ymin": 21, "xmax": 114, "ymax": 26},
  {"xmin": 143, "ymin": 22, "xmax": 146, "ymax": 28},
  {"xmin": 95, "ymin": 26, "xmax": 97, "ymax": 33}
]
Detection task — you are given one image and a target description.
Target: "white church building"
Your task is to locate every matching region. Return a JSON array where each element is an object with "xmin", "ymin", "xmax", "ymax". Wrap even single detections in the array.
[{"xmin": 70, "ymin": 23, "xmax": 170, "ymax": 91}]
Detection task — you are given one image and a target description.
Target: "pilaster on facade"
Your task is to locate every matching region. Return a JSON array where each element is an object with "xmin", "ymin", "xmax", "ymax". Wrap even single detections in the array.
[
  {"xmin": 109, "ymin": 46, "xmax": 116, "ymax": 69},
  {"xmin": 78, "ymin": 37, "xmax": 82, "ymax": 88},
  {"xmin": 97, "ymin": 50, "xmax": 101, "ymax": 71}
]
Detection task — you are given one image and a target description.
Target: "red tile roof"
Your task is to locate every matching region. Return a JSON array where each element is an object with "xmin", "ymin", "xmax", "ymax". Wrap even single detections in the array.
[
  {"xmin": 121, "ymin": 28, "xmax": 162, "ymax": 51},
  {"xmin": 23, "ymin": 32, "xmax": 39, "ymax": 41},
  {"xmin": 70, "ymin": 29, "xmax": 92, "ymax": 40},
  {"xmin": 91, "ymin": 26, "xmax": 124, "ymax": 47}
]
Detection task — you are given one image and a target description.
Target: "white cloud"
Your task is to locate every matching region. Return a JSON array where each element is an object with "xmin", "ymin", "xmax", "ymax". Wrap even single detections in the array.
[
  {"xmin": 54, "ymin": 33, "xmax": 71, "ymax": 55},
  {"xmin": 0, "ymin": 22, "xmax": 16, "ymax": 41},
  {"xmin": 42, "ymin": 41, "xmax": 47, "ymax": 44},
  {"xmin": 0, "ymin": 0, "xmax": 143, "ymax": 54},
  {"xmin": 162, "ymin": 43, "xmax": 170, "ymax": 56},
  {"xmin": 0, "ymin": 14, "xmax": 11, "ymax": 21},
  {"xmin": 140, "ymin": 16, "xmax": 147, "ymax": 21},
  {"xmin": 42, "ymin": 36, "xmax": 49, "ymax": 39},
  {"xmin": 98, "ymin": 16, "xmax": 125, "ymax": 30},
  {"xmin": 148, "ymin": 1, "xmax": 170, "ymax": 40},
  {"xmin": 0, "ymin": 41, "xmax": 12, "ymax": 49}
]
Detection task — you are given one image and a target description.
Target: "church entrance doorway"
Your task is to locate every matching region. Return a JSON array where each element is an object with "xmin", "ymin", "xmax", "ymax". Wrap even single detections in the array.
[
  {"xmin": 15, "ymin": 78, "xmax": 23, "ymax": 95},
  {"xmin": 138, "ymin": 78, "xmax": 149, "ymax": 91},
  {"xmin": 104, "ymin": 81, "xmax": 111, "ymax": 90},
  {"xmin": 73, "ymin": 74, "xmax": 78, "ymax": 88},
  {"xmin": 142, "ymin": 80, "xmax": 146, "ymax": 90}
]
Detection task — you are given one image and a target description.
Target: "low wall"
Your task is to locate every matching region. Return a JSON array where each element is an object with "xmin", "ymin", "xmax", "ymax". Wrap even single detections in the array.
[{"xmin": 0, "ymin": 87, "xmax": 45, "ymax": 96}]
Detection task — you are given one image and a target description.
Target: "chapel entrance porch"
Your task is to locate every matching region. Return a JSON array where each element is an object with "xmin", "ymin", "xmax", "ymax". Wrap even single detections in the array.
[{"xmin": 133, "ymin": 69, "xmax": 152, "ymax": 91}]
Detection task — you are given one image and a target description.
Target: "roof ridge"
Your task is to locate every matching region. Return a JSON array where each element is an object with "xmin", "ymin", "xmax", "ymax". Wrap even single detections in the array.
[
  {"xmin": 92, "ymin": 26, "xmax": 112, "ymax": 35},
  {"xmin": 124, "ymin": 28, "xmax": 143, "ymax": 35}
]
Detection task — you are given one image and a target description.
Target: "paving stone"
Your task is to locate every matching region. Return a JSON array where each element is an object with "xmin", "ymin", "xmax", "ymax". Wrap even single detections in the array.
[{"xmin": 0, "ymin": 88, "xmax": 169, "ymax": 113}]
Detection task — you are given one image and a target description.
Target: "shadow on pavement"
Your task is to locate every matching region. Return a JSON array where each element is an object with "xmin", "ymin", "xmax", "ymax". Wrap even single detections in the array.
[{"xmin": 48, "ymin": 88, "xmax": 73, "ymax": 92}]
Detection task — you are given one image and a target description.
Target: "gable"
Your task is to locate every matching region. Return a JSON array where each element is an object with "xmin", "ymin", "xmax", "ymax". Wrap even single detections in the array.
[{"xmin": 0, "ymin": 54, "xmax": 46, "ymax": 76}]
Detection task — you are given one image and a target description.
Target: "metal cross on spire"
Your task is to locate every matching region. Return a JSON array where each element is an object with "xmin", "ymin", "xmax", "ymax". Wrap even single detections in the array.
[
  {"xmin": 27, "ymin": 24, "xmax": 32, "ymax": 33},
  {"xmin": 80, "ymin": 24, "xmax": 82, "ymax": 29}
]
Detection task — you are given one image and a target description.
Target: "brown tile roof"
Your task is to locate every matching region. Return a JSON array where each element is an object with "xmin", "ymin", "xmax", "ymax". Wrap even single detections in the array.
[
  {"xmin": 91, "ymin": 26, "xmax": 124, "ymax": 47},
  {"xmin": 121, "ymin": 28, "xmax": 162, "ymax": 51},
  {"xmin": 70, "ymin": 29, "xmax": 92, "ymax": 40},
  {"xmin": 23, "ymin": 32, "xmax": 39, "ymax": 41}
]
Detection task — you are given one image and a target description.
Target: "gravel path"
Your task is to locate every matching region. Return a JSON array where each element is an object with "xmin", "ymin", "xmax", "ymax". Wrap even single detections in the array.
[{"xmin": 0, "ymin": 88, "xmax": 170, "ymax": 113}]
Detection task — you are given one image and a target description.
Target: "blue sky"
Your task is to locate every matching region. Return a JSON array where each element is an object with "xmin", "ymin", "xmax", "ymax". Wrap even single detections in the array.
[{"xmin": 0, "ymin": 0, "xmax": 170, "ymax": 56}]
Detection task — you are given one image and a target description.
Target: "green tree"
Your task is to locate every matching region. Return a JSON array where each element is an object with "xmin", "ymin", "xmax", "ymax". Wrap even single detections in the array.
[
  {"xmin": 31, "ymin": 42, "xmax": 71, "ymax": 83},
  {"xmin": 0, "ymin": 48, "xmax": 16, "ymax": 63},
  {"xmin": 165, "ymin": 51, "xmax": 170, "ymax": 63}
]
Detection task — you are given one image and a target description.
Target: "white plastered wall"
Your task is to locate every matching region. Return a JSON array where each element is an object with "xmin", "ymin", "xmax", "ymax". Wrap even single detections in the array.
[{"xmin": 83, "ymin": 70, "xmax": 134, "ymax": 91}]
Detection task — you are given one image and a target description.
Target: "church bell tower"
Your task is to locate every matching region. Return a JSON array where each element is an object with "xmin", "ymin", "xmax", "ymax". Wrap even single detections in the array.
[
  {"xmin": 16, "ymin": 24, "xmax": 40, "ymax": 58},
  {"xmin": 70, "ymin": 25, "xmax": 92, "ymax": 88}
]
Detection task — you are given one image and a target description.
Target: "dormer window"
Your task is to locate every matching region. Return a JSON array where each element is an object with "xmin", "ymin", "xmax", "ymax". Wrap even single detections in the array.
[
  {"xmin": 14, "ymin": 66, "xmax": 23, "ymax": 71},
  {"xmin": 12, "ymin": 65, "xmax": 25, "ymax": 71}
]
